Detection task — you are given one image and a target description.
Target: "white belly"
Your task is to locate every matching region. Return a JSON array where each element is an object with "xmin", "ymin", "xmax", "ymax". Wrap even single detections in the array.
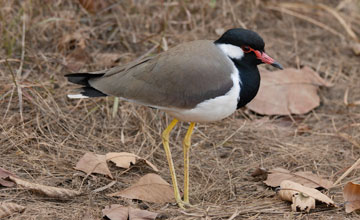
[{"xmin": 163, "ymin": 68, "xmax": 240, "ymax": 123}]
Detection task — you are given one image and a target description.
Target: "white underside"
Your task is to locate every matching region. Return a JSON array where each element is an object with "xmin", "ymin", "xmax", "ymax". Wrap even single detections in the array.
[{"xmin": 162, "ymin": 66, "xmax": 240, "ymax": 122}]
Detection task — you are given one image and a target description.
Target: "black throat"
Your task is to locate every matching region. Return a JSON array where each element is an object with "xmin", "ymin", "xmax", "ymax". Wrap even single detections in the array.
[{"xmin": 232, "ymin": 59, "xmax": 261, "ymax": 109}]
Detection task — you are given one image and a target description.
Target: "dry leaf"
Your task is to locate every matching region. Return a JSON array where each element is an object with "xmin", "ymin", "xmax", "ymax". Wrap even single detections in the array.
[
  {"xmin": 92, "ymin": 53, "xmax": 123, "ymax": 68},
  {"xmin": 343, "ymin": 182, "xmax": 360, "ymax": 213},
  {"xmin": 58, "ymin": 31, "xmax": 88, "ymax": 52},
  {"xmin": 129, "ymin": 207, "xmax": 158, "ymax": 220},
  {"xmin": 78, "ymin": 0, "xmax": 108, "ymax": 14},
  {"xmin": 108, "ymin": 173, "xmax": 175, "ymax": 203},
  {"xmin": 264, "ymin": 168, "xmax": 333, "ymax": 189},
  {"xmin": 75, "ymin": 152, "xmax": 113, "ymax": 179},
  {"xmin": 279, "ymin": 180, "xmax": 315, "ymax": 212},
  {"xmin": 9, "ymin": 176, "xmax": 81, "ymax": 198},
  {"xmin": 251, "ymin": 167, "xmax": 268, "ymax": 179},
  {"xmin": 106, "ymin": 152, "xmax": 159, "ymax": 172},
  {"xmin": 279, "ymin": 180, "xmax": 334, "ymax": 212},
  {"xmin": 247, "ymin": 66, "xmax": 332, "ymax": 115},
  {"xmin": 102, "ymin": 205, "xmax": 127, "ymax": 220},
  {"xmin": 66, "ymin": 47, "xmax": 91, "ymax": 72},
  {"xmin": 0, "ymin": 167, "xmax": 16, "ymax": 187},
  {"xmin": 58, "ymin": 30, "xmax": 91, "ymax": 71},
  {"xmin": 102, "ymin": 204, "xmax": 158, "ymax": 220},
  {"xmin": 0, "ymin": 202, "xmax": 25, "ymax": 218}
]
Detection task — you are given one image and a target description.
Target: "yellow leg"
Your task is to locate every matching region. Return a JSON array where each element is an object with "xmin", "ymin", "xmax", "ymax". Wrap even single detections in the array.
[
  {"xmin": 161, "ymin": 119, "xmax": 183, "ymax": 207},
  {"xmin": 183, "ymin": 122, "xmax": 195, "ymax": 204}
]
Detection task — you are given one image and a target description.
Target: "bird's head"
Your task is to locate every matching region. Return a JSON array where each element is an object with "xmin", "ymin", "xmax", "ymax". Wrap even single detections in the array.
[{"xmin": 215, "ymin": 28, "xmax": 283, "ymax": 69}]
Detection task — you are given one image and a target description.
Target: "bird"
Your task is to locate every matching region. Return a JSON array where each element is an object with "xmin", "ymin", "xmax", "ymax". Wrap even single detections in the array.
[{"xmin": 65, "ymin": 28, "xmax": 283, "ymax": 208}]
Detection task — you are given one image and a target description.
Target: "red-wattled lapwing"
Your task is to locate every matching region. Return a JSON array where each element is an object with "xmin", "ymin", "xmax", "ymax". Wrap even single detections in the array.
[{"xmin": 65, "ymin": 28, "xmax": 282, "ymax": 208}]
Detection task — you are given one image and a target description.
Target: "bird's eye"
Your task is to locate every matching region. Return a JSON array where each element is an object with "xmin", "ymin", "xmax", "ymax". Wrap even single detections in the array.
[{"xmin": 242, "ymin": 46, "xmax": 251, "ymax": 53}]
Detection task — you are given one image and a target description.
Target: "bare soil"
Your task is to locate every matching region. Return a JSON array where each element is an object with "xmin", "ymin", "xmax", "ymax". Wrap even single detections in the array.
[{"xmin": 1, "ymin": 0, "xmax": 360, "ymax": 219}]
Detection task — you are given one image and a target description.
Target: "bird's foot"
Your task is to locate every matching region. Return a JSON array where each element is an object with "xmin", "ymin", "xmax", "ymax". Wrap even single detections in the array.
[{"xmin": 176, "ymin": 199, "xmax": 194, "ymax": 209}]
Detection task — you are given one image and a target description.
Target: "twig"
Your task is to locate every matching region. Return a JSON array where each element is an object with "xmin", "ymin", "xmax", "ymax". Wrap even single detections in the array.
[
  {"xmin": 93, "ymin": 180, "xmax": 117, "ymax": 193},
  {"xmin": 13, "ymin": 13, "xmax": 27, "ymax": 125},
  {"xmin": 267, "ymin": 6, "xmax": 344, "ymax": 39},
  {"xmin": 227, "ymin": 209, "xmax": 240, "ymax": 220},
  {"xmin": 334, "ymin": 157, "xmax": 360, "ymax": 186},
  {"xmin": 17, "ymin": 14, "xmax": 26, "ymax": 78},
  {"xmin": 344, "ymin": 88, "xmax": 349, "ymax": 106},
  {"xmin": 2, "ymin": 86, "xmax": 14, "ymax": 122},
  {"xmin": 317, "ymin": 3, "xmax": 359, "ymax": 42},
  {"xmin": 216, "ymin": 121, "xmax": 246, "ymax": 148}
]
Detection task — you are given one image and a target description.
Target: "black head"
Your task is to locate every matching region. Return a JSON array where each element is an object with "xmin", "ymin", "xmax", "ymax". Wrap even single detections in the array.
[
  {"xmin": 215, "ymin": 28, "xmax": 282, "ymax": 69},
  {"xmin": 215, "ymin": 28, "xmax": 265, "ymax": 52}
]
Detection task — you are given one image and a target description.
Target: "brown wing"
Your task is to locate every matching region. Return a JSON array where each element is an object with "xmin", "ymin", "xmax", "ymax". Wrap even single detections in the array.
[{"xmin": 89, "ymin": 40, "xmax": 234, "ymax": 109}]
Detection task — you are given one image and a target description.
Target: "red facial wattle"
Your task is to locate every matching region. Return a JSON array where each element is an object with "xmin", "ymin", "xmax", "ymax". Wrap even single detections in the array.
[{"xmin": 242, "ymin": 46, "xmax": 283, "ymax": 69}]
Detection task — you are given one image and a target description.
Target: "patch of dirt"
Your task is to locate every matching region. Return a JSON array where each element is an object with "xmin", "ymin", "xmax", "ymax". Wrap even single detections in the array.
[{"xmin": 1, "ymin": 0, "xmax": 360, "ymax": 219}]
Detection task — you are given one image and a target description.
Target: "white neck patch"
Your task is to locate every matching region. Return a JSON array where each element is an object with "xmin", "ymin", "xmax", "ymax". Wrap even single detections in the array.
[{"xmin": 216, "ymin": 43, "xmax": 244, "ymax": 60}]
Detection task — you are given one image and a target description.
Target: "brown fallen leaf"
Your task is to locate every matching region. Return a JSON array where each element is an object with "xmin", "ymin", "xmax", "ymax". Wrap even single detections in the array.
[
  {"xmin": 106, "ymin": 152, "xmax": 159, "ymax": 172},
  {"xmin": 279, "ymin": 180, "xmax": 315, "ymax": 212},
  {"xmin": 264, "ymin": 167, "xmax": 333, "ymax": 189},
  {"xmin": 247, "ymin": 66, "xmax": 332, "ymax": 115},
  {"xmin": 108, "ymin": 173, "xmax": 175, "ymax": 203},
  {"xmin": 65, "ymin": 47, "xmax": 91, "ymax": 72},
  {"xmin": 58, "ymin": 31, "xmax": 88, "ymax": 52},
  {"xmin": 91, "ymin": 53, "xmax": 123, "ymax": 68},
  {"xmin": 278, "ymin": 180, "xmax": 335, "ymax": 212},
  {"xmin": 0, "ymin": 167, "xmax": 16, "ymax": 187},
  {"xmin": 78, "ymin": 0, "xmax": 108, "ymax": 14},
  {"xmin": 343, "ymin": 182, "xmax": 360, "ymax": 213},
  {"xmin": 251, "ymin": 167, "xmax": 268, "ymax": 179},
  {"xmin": 0, "ymin": 202, "xmax": 25, "ymax": 218},
  {"xmin": 9, "ymin": 176, "xmax": 81, "ymax": 198},
  {"xmin": 102, "ymin": 204, "xmax": 158, "ymax": 220},
  {"xmin": 75, "ymin": 152, "xmax": 113, "ymax": 179},
  {"xmin": 58, "ymin": 30, "xmax": 91, "ymax": 71}
]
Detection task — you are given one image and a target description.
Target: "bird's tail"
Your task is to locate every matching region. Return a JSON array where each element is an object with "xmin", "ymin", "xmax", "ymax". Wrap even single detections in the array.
[{"xmin": 65, "ymin": 73, "xmax": 108, "ymax": 98}]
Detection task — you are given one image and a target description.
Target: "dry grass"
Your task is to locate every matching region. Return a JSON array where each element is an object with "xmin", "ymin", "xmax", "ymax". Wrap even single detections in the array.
[{"xmin": 1, "ymin": 0, "xmax": 360, "ymax": 219}]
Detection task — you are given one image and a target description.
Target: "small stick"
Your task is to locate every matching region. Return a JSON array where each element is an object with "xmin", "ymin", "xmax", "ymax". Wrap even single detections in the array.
[
  {"xmin": 334, "ymin": 157, "xmax": 360, "ymax": 186},
  {"xmin": 318, "ymin": 4, "xmax": 359, "ymax": 42},
  {"xmin": 268, "ymin": 6, "xmax": 344, "ymax": 39}
]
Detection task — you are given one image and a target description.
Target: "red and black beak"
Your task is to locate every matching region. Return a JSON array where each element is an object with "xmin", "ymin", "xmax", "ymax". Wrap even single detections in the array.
[{"xmin": 254, "ymin": 50, "xmax": 283, "ymax": 69}]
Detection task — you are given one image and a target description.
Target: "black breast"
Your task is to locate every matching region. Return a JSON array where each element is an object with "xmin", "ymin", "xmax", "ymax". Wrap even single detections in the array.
[{"xmin": 233, "ymin": 61, "xmax": 261, "ymax": 109}]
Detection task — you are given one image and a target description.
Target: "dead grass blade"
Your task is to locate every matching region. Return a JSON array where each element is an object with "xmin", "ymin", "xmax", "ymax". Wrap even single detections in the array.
[
  {"xmin": 0, "ymin": 202, "xmax": 25, "ymax": 218},
  {"xmin": 267, "ymin": 6, "xmax": 344, "ymax": 39},
  {"xmin": 317, "ymin": 3, "xmax": 358, "ymax": 42},
  {"xmin": 9, "ymin": 176, "xmax": 81, "ymax": 198},
  {"xmin": 278, "ymin": 2, "xmax": 359, "ymax": 42},
  {"xmin": 334, "ymin": 157, "xmax": 360, "ymax": 186}
]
